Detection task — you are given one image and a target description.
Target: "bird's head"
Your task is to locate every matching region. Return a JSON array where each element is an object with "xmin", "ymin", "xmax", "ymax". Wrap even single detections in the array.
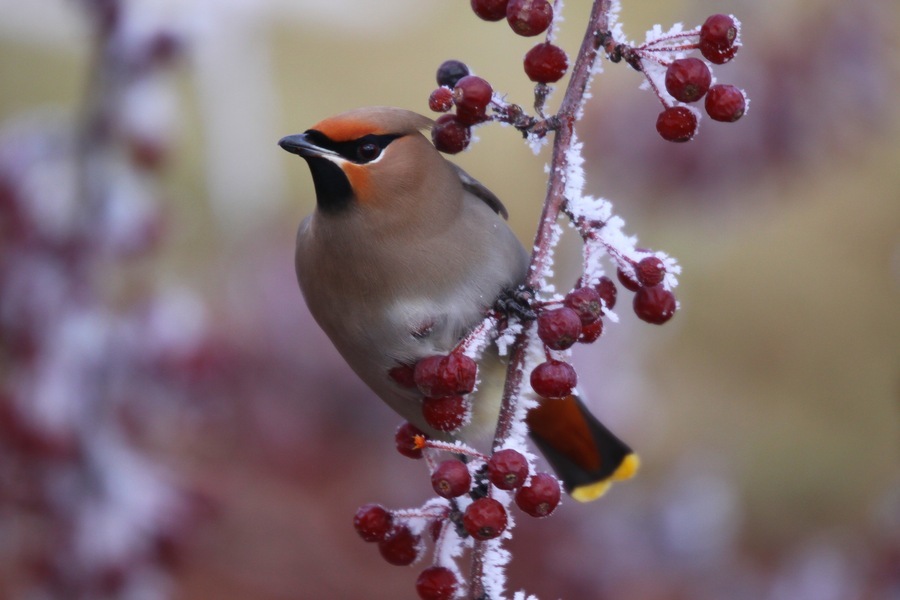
[{"xmin": 279, "ymin": 107, "xmax": 443, "ymax": 215}]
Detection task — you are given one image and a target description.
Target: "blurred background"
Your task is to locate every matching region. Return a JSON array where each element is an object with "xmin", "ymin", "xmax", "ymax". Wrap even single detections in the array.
[{"xmin": 1, "ymin": 0, "xmax": 898, "ymax": 598}]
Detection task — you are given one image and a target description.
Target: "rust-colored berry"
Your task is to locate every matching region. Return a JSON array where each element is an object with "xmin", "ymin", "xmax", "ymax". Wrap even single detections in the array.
[
  {"xmin": 428, "ymin": 87, "xmax": 454, "ymax": 113},
  {"xmin": 705, "ymin": 84, "xmax": 746, "ymax": 122},
  {"xmin": 701, "ymin": 43, "xmax": 738, "ymax": 65},
  {"xmin": 414, "ymin": 353, "xmax": 477, "ymax": 398},
  {"xmin": 431, "ymin": 114, "xmax": 471, "ymax": 154},
  {"xmin": 463, "ymin": 497, "xmax": 508, "ymax": 540},
  {"xmin": 506, "ymin": 0, "xmax": 553, "ymax": 37},
  {"xmin": 378, "ymin": 525, "xmax": 421, "ymax": 566},
  {"xmin": 488, "ymin": 448, "xmax": 529, "ymax": 490},
  {"xmin": 422, "ymin": 395, "xmax": 468, "ymax": 432},
  {"xmin": 564, "ymin": 287, "xmax": 603, "ymax": 325},
  {"xmin": 395, "ymin": 422, "xmax": 427, "ymax": 459},
  {"xmin": 416, "ymin": 566, "xmax": 458, "ymax": 600},
  {"xmin": 530, "ymin": 360, "xmax": 577, "ymax": 399},
  {"xmin": 664, "ymin": 57, "xmax": 712, "ymax": 103},
  {"xmin": 354, "ymin": 504, "xmax": 393, "ymax": 542},
  {"xmin": 471, "ymin": 0, "xmax": 509, "ymax": 21},
  {"xmin": 431, "ymin": 460, "xmax": 472, "ymax": 498},
  {"xmin": 578, "ymin": 319, "xmax": 603, "ymax": 343},
  {"xmin": 635, "ymin": 256, "xmax": 666, "ymax": 287},
  {"xmin": 700, "ymin": 14, "xmax": 738, "ymax": 51},
  {"xmin": 595, "ymin": 276, "xmax": 618, "ymax": 311},
  {"xmin": 656, "ymin": 106, "xmax": 698, "ymax": 143},
  {"xmin": 523, "ymin": 43, "xmax": 569, "ymax": 83},
  {"xmin": 515, "ymin": 473, "xmax": 561, "ymax": 517},
  {"xmin": 633, "ymin": 284, "xmax": 677, "ymax": 324},
  {"xmin": 537, "ymin": 307, "xmax": 583, "ymax": 350}
]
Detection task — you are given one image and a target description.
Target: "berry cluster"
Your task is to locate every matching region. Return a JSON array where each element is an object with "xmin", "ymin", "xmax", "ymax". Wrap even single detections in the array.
[
  {"xmin": 607, "ymin": 14, "xmax": 746, "ymax": 142},
  {"xmin": 429, "ymin": 60, "xmax": 491, "ymax": 154},
  {"xmin": 354, "ymin": 426, "xmax": 561, "ymax": 599},
  {"xmin": 389, "ymin": 351, "xmax": 478, "ymax": 432}
]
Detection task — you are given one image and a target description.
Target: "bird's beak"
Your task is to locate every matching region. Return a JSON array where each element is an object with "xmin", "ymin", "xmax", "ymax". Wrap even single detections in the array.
[{"xmin": 278, "ymin": 133, "xmax": 334, "ymax": 159}]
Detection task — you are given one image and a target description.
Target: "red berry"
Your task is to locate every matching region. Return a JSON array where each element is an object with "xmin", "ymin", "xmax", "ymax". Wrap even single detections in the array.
[
  {"xmin": 700, "ymin": 14, "xmax": 738, "ymax": 51},
  {"xmin": 414, "ymin": 353, "xmax": 477, "ymax": 398},
  {"xmin": 416, "ymin": 566, "xmax": 458, "ymax": 600},
  {"xmin": 515, "ymin": 473, "xmax": 561, "ymax": 517},
  {"xmin": 656, "ymin": 106, "xmax": 698, "ymax": 143},
  {"xmin": 537, "ymin": 307, "xmax": 582, "ymax": 350},
  {"xmin": 506, "ymin": 0, "xmax": 553, "ymax": 37},
  {"xmin": 595, "ymin": 276, "xmax": 617, "ymax": 311},
  {"xmin": 396, "ymin": 422, "xmax": 427, "ymax": 459},
  {"xmin": 578, "ymin": 318, "xmax": 603, "ymax": 343},
  {"xmin": 431, "ymin": 114, "xmax": 471, "ymax": 154},
  {"xmin": 378, "ymin": 525, "xmax": 421, "ymax": 566},
  {"xmin": 436, "ymin": 59, "xmax": 470, "ymax": 88},
  {"xmin": 616, "ymin": 267, "xmax": 641, "ymax": 292},
  {"xmin": 388, "ymin": 363, "xmax": 417, "ymax": 388},
  {"xmin": 664, "ymin": 57, "xmax": 711, "ymax": 103},
  {"xmin": 463, "ymin": 497, "xmax": 508, "ymax": 540},
  {"xmin": 428, "ymin": 87, "xmax": 454, "ymax": 113},
  {"xmin": 488, "ymin": 449, "xmax": 529, "ymax": 490},
  {"xmin": 633, "ymin": 284, "xmax": 677, "ymax": 324},
  {"xmin": 700, "ymin": 43, "xmax": 738, "ymax": 65},
  {"xmin": 635, "ymin": 256, "xmax": 666, "ymax": 287},
  {"xmin": 431, "ymin": 460, "xmax": 472, "ymax": 498},
  {"xmin": 354, "ymin": 504, "xmax": 393, "ymax": 542},
  {"xmin": 530, "ymin": 360, "xmax": 577, "ymax": 399},
  {"xmin": 523, "ymin": 43, "xmax": 568, "ymax": 83},
  {"xmin": 422, "ymin": 395, "xmax": 468, "ymax": 432},
  {"xmin": 705, "ymin": 84, "xmax": 746, "ymax": 122},
  {"xmin": 471, "ymin": 0, "xmax": 509, "ymax": 21},
  {"xmin": 453, "ymin": 75, "xmax": 492, "ymax": 112},
  {"xmin": 563, "ymin": 287, "xmax": 603, "ymax": 325}
]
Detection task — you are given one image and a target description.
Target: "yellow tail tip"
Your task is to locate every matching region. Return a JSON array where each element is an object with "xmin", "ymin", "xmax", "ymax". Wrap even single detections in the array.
[
  {"xmin": 570, "ymin": 454, "xmax": 640, "ymax": 503},
  {"xmin": 612, "ymin": 453, "xmax": 640, "ymax": 481}
]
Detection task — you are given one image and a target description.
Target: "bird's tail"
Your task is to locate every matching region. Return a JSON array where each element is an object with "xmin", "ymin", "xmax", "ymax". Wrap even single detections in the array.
[{"xmin": 526, "ymin": 395, "xmax": 639, "ymax": 502}]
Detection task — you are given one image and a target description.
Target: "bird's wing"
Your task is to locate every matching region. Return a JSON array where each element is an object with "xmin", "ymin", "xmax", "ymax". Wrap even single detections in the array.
[{"xmin": 450, "ymin": 163, "xmax": 509, "ymax": 220}]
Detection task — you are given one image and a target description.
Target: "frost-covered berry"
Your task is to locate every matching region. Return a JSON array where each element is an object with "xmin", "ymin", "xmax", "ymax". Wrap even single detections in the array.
[
  {"xmin": 436, "ymin": 59, "xmax": 470, "ymax": 88},
  {"xmin": 506, "ymin": 0, "xmax": 553, "ymax": 37},
  {"xmin": 416, "ymin": 566, "xmax": 458, "ymax": 600},
  {"xmin": 422, "ymin": 395, "xmax": 468, "ymax": 432},
  {"xmin": 616, "ymin": 267, "xmax": 641, "ymax": 292},
  {"xmin": 537, "ymin": 307, "xmax": 583, "ymax": 350},
  {"xmin": 414, "ymin": 353, "xmax": 477, "ymax": 398},
  {"xmin": 515, "ymin": 473, "xmax": 561, "ymax": 517},
  {"xmin": 431, "ymin": 459, "xmax": 472, "ymax": 498},
  {"xmin": 701, "ymin": 43, "xmax": 738, "ymax": 65},
  {"xmin": 431, "ymin": 114, "xmax": 471, "ymax": 154},
  {"xmin": 523, "ymin": 43, "xmax": 569, "ymax": 83},
  {"xmin": 378, "ymin": 525, "xmax": 421, "ymax": 566},
  {"xmin": 453, "ymin": 75, "xmax": 493, "ymax": 125},
  {"xmin": 354, "ymin": 504, "xmax": 393, "ymax": 542},
  {"xmin": 633, "ymin": 284, "xmax": 677, "ymax": 324},
  {"xmin": 428, "ymin": 87, "xmax": 454, "ymax": 113},
  {"xmin": 700, "ymin": 14, "xmax": 738, "ymax": 52},
  {"xmin": 578, "ymin": 319, "xmax": 603, "ymax": 343},
  {"xmin": 705, "ymin": 84, "xmax": 746, "ymax": 122},
  {"xmin": 488, "ymin": 448, "xmax": 529, "ymax": 490},
  {"xmin": 664, "ymin": 58, "xmax": 712, "ymax": 103},
  {"xmin": 530, "ymin": 360, "xmax": 577, "ymax": 399},
  {"xmin": 595, "ymin": 276, "xmax": 618, "ymax": 311},
  {"xmin": 635, "ymin": 256, "xmax": 666, "ymax": 287},
  {"xmin": 471, "ymin": 0, "xmax": 509, "ymax": 21},
  {"xmin": 656, "ymin": 106, "xmax": 698, "ymax": 143},
  {"xmin": 564, "ymin": 287, "xmax": 603, "ymax": 325},
  {"xmin": 396, "ymin": 422, "xmax": 427, "ymax": 459},
  {"xmin": 463, "ymin": 497, "xmax": 508, "ymax": 540}
]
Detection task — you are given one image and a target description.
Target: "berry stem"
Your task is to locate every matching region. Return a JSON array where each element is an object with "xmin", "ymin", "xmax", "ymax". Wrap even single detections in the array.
[{"xmin": 469, "ymin": 1, "xmax": 617, "ymax": 597}]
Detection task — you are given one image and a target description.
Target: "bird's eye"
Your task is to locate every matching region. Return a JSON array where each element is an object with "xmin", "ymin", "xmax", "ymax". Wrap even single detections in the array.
[{"xmin": 357, "ymin": 142, "xmax": 381, "ymax": 162}]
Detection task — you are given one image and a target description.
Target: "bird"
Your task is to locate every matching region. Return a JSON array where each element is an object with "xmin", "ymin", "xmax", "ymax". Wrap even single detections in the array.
[{"xmin": 279, "ymin": 106, "xmax": 636, "ymax": 501}]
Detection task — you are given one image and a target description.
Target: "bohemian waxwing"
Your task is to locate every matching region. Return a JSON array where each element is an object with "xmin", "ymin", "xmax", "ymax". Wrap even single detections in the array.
[{"xmin": 280, "ymin": 106, "xmax": 637, "ymax": 501}]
